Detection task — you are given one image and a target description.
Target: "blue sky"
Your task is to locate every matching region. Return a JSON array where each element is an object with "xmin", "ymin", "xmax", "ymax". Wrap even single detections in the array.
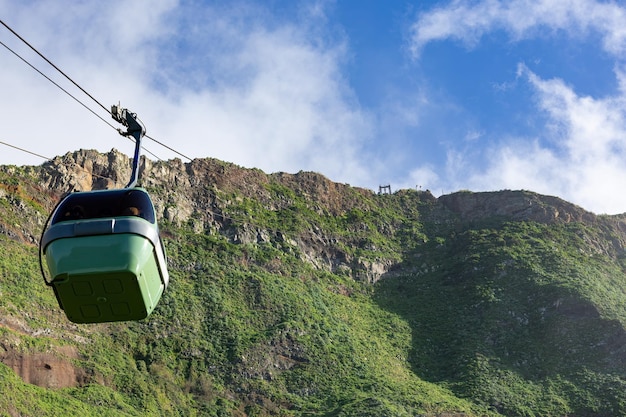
[{"xmin": 2, "ymin": 0, "xmax": 626, "ymax": 214}]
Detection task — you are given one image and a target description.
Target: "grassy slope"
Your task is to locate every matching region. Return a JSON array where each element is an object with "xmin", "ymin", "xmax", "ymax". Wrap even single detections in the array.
[
  {"xmin": 0, "ymin": 233, "xmax": 487, "ymax": 416},
  {"xmin": 375, "ymin": 220, "xmax": 626, "ymax": 416},
  {"xmin": 0, "ymin": 167, "xmax": 625, "ymax": 416}
]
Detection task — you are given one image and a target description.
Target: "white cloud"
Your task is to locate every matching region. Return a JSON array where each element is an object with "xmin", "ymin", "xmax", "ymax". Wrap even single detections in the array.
[
  {"xmin": 0, "ymin": 1, "xmax": 376, "ymax": 187},
  {"xmin": 465, "ymin": 66, "xmax": 626, "ymax": 214},
  {"xmin": 410, "ymin": 0, "xmax": 626, "ymax": 58},
  {"xmin": 398, "ymin": 165, "xmax": 442, "ymax": 194},
  {"xmin": 7, "ymin": 0, "xmax": 626, "ymax": 214},
  {"xmin": 406, "ymin": 0, "xmax": 626, "ymax": 214}
]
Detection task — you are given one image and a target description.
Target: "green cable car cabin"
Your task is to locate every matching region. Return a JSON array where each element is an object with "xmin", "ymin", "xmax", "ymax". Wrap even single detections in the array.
[
  {"xmin": 40, "ymin": 104, "xmax": 169, "ymax": 324},
  {"xmin": 40, "ymin": 188, "xmax": 169, "ymax": 323}
]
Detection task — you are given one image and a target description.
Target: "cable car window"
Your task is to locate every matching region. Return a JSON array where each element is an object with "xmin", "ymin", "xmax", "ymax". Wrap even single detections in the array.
[
  {"xmin": 51, "ymin": 189, "xmax": 156, "ymax": 225},
  {"xmin": 120, "ymin": 190, "xmax": 155, "ymax": 223}
]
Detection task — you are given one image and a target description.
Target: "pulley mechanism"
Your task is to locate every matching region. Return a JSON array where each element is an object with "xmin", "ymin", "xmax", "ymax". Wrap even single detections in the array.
[{"xmin": 111, "ymin": 103, "xmax": 144, "ymax": 188}]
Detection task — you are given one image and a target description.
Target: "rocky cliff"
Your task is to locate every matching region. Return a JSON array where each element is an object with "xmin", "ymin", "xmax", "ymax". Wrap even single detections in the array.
[
  {"xmin": 1, "ymin": 149, "xmax": 626, "ymax": 416},
  {"xmin": 13, "ymin": 149, "xmax": 625, "ymax": 277}
]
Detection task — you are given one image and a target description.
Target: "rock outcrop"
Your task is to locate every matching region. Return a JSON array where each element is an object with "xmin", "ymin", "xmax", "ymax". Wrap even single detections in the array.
[
  {"xmin": 5, "ymin": 149, "xmax": 626, "ymax": 283},
  {"xmin": 438, "ymin": 190, "xmax": 596, "ymax": 224}
]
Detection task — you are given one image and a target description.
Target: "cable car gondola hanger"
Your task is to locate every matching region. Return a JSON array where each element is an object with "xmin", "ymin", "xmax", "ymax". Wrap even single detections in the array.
[{"xmin": 39, "ymin": 105, "xmax": 170, "ymax": 324}]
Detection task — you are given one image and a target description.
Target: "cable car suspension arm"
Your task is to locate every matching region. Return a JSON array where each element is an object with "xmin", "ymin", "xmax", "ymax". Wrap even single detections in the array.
[{"xmin": 111, "ymin": 104, "xmax": 145, "ymax": 188}]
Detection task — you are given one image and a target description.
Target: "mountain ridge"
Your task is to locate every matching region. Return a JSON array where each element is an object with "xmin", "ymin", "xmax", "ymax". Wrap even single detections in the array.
[{"xmin": 0, "ymin": 149, "xmax": 625, "ymax": 416}]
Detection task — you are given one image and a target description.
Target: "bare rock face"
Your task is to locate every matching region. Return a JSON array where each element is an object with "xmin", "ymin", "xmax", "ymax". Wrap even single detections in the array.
[
  {"xmin": 8, "ymin": 149, "xmax": 626, "ymax": 285},
  {"xmin": 438, "ymin": 190, "xmax": 596, "ymax": 224},
  {"xmin": 40, "ymin": 149, "xmax": 132, "ymax": 192},
  {"xmin": 0, "ymin": 317, "xmax": 87, "ymax": 389},
  {"xmin": 8, "ymin": 149, "xmax": 626, "ymax": 280},
  {"xmin": 0, "ymin": 344, "xmax": 85, "ymax": 388},
  {"xmin": 272, "ymin": 170, "xmax": 372, "ymax": 216}
]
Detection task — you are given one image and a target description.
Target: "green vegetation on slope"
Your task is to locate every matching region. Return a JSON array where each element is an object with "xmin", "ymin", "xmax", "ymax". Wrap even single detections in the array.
[
  {"xmin": 0, "ymin": 161, "xmax": 625, "ymax": 416},
  {"xmin": 0, "ymin": 230, "xmax": 488, "ymax": 416},
  {"xmin": 375, "ymin": 220, "xmax": 626, "ymax": 416}
]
